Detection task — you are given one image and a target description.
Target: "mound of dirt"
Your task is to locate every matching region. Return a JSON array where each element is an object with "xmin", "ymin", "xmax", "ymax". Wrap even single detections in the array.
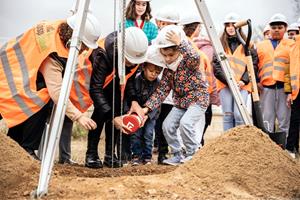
[
  {"xmin": 0, "ymin": 133, "xmax": 40, "ymax": 199},
  {"xmin": 46, "ymin": 126, "xmax": 300, "ymax": 200}
]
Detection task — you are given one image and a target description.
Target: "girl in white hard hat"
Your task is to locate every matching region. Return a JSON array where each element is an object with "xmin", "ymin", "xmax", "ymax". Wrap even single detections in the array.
[
  {"xmin": 129, "ymin": 45, "xmax": 164, "ymax": 166},
  {"xmin": 143, "ymin": 25, "xmax": 209, "ymax": 166},
  {"xmin": 213, "ymin": 12, "xmax": 258, "ymax": 131},
  {"xmin": 125, "ymin": 0, "xmax": 158, "ymax": 43}
]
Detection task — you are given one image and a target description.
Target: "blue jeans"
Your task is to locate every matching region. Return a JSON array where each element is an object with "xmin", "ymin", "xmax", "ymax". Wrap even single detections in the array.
[
  {"xmin": 219, "ymin": 87, "xmax": 249, "ymax": 131},
  {"xmin": 130, "ymin": 118, "xmax": 156, "ymax": 160},
  {"xmin": 162, "ymin": 104, "xmax": 206, "ymax": 155}
]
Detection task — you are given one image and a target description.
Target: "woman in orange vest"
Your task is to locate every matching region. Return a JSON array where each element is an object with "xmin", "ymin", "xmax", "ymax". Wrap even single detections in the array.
[
  {"xmin": 0, "ymin": 13, "xmax": 101, "ymax": 159},
  {"xmin": 212, "ymin": 13, "xmax": 258, "ymax": 131}
]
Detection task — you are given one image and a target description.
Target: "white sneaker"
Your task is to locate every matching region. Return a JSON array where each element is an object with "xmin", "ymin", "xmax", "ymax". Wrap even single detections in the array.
[
  {"xmin": 287, "ymin": 150, "xmax": 296, "ymax": 159},
  {"xmin": 180, "ymin": 155, "xmax": 193, "ymax": 163}
]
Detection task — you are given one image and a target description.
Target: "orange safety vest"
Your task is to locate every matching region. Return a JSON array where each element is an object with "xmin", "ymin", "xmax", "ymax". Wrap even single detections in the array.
[
  {"xmin": 0, "ymin": 20, "xmax": 87, "ymax": 127},
  {"xmin": 256, "ymin": 39, "xmax": 294, "ymax": 86},
  {"xmin": 289, "ymin": 36, "xmax": 300, "ymax": 100},
  {"xmin": 216, "ymin": 45, "xmax": 251, "ymax": 92},
  {"xmin": 188, "ymin": 37, "xmax": 213, "ymax": 93}
]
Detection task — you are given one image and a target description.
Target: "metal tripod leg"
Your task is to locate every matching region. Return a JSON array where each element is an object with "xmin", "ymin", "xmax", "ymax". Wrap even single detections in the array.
[
  {"xmin": 194, "ymin": 0, "xmax": 252, "ymax": 125},
  {"xmin": 32, "ymin": 0, "xmax": 91, "ymax": 198}
]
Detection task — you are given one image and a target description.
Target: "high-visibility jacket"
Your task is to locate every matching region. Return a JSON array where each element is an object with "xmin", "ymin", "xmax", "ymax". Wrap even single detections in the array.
[
  {"xmin": 216, "ymin": 45, "xmax": 251, "ymax": 92},
  {"xmin": 256, "ymin": 38, "xmax": 294, "ymax": 86},
  {"xmin": 0, "ymin": 20, "xmax": 89, "ymax": 127},
  {"xmin": 187, "ymin": 37, "xmax": 213, "ymax": 93},
  {"xmin": 288, "ymin": 36, "xmax": 300, "ymax": 100}
]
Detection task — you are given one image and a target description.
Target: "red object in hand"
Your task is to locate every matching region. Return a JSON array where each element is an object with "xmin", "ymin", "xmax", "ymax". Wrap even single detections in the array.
[{"xmin": 122, "ymin": 113, "xmax": 143, "ymax": 134}]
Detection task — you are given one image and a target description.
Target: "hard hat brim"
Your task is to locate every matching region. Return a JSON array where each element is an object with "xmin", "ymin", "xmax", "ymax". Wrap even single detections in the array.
[{"xmin": 125, "ymin": 53, "xmax": 147, "ymax": 65}]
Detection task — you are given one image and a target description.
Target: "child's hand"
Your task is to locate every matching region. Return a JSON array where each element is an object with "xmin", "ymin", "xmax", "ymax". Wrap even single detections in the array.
[{"xmin": 166, "ymin": 30, "xmax": 181, "ymax": 46}]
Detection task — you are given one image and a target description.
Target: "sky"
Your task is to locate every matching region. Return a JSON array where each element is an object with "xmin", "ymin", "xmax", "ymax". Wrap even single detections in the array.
[{"xmin": 0, "ymin": 0, "xmax": 297, "ymax": 43}]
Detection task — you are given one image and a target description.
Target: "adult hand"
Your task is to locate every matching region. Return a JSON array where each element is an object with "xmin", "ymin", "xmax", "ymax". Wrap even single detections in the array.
[
  {"xmin": 237, "ymin": 81, "xmax": 245, "ymax": 90},
  {"xmin": 286, "ymin": 94, "xmax": 292, "ymax": 108},
  {"xmin": 166, "ymin": 30, "xmax": 181, "ymax": 46},
  {"xmin": 77, "ymin": 115, "xmax": 97, "ymax": 130},
  {"xmin": 113, "ymin": 116, "xmax": 130, "ymax": 134},
  {"xmin": 129, "ymin": 101, "xmax": 145, "ymax": 119}
]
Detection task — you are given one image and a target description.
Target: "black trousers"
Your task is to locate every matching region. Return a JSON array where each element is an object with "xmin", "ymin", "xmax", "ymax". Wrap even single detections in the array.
[
  {"xmin": 155, "ymin": 103, "xmax": 173, "ymax": 156},
  {"xmin": 59, "ymin": 117, "xmax": 73, "ymax": 161},
  {"xmin": 7, "ymin": 103, "xmax": 51, "ymax": 151},
  {"xmin": 202, "ymin": 104, "xmax": 212, "ymax": 145},
  {"xmin": 286, "ymin": 93, "xmax": 300, "ymax": 153}
]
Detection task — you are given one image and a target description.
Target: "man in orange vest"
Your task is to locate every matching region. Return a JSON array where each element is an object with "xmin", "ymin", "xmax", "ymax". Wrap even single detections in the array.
[
  {"xmin": 256, "ymin": 13, "xmax": 294, "ymax": 134},
  {"xmin": 85, "ymin": 27, "xmax": 148, "ymax": 168},
  {"xmin": 0, "ymin": 13, "xmax": 101, "ymax": 159},
  {"xmin": 285, "ymin": 35, "xmax": 300, "ymax": 158}
]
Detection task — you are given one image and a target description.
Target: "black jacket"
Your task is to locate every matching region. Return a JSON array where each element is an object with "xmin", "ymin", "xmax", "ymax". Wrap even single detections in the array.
[
  {"xmin": 212, "ymin": 36, "xmax": 258, "ymax": 86},
  {"xmin": 89, "ymin": 31, "xmax": 138, "ymax": 118}
]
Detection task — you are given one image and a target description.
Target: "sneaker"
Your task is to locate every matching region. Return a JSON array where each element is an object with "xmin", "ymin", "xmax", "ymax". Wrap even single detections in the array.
[
  {"xmin": 143, "ymin": 159, "xmax": 152, "ymax": 165},
  {"xmin": 162, "ymin": 153, "xmax": 183, "ymax": 166},
  {"xmin": 59, "ymin": 159, "xmax": 79, "ymax": 166},
  {"xmin": 180, "ymin": 155, "xmax": 193, "ymax": 163},
  {"xmin": 287, "ymin": 150, "xmax": 296, "ymax": 159},
  {"xmin": 131, "ymin": 157, "xmax": 141, "ymax": 166},
  {"xmin": 157, "ymin": 154, "xmax": 168, "ymax": 165}
]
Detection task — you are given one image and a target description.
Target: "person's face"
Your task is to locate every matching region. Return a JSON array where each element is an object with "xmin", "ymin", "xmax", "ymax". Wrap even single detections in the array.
[
  {"xmin": 264, "ymin": 30, "xmax": 271, "ymax": 39},
  {"xmin": 225, "ymin": 23, "xmax": 236, "ymax": 36},
  {"xmin": 288, "ymin": 30, "xmax": 298, "ymax": 39},
  {"xmin": 79, "ymin": 42, "xmax": 89, "ymax": 54},
  {"xmin": 135, "ymin": 1, "xmax": 147, "ymax": 18},
  {"xmin": 159, "ymin": 21, "xmax": 175, "ymax": 29},
  {"xmin": 160, "ymin": 48, "xmax": 180, "ymax": 65},
  {"xmin": 270, "ymin": 24, "xmax": 286, "ymax": 40},
  {"xmin": 143, "ymin": 63, "xmax": 162, "ymax": 82}
]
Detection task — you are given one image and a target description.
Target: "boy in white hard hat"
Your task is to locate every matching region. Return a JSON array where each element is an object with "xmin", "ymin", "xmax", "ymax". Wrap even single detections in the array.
[
  {"xmin": 287, "ymin": 23, "xmax": 299, "ymax": 40},
  {"xmin": 143, "ymin": 25, "xmax": 209, "ymax": 166},
  {"xmin": 85, "ymin": 27, "xmax": 149, "ymax": 168},
  {"xmin": 130, "ymin": 45, "xmax": 165, "ymax": 166},
  {"xmin": 256, "ymin": 13, "xmax": 294, "ymax": 135}
]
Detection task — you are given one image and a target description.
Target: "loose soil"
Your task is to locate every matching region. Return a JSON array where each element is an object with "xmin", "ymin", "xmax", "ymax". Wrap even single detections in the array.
[{"xmin": 1, "ymin": 126, "xmax": 300, "ymax": 200}]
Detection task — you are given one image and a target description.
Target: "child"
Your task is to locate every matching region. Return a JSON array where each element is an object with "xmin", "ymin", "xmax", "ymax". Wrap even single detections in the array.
[
  {"xmin": 125, "ymin": 0, "xmax": 158, "ymax": 43},
  {"xmin": 130, "ymin": 46, "xmax": 165, "ymax": 165},
  {"xmin": 143, "ymin": 25, "xmax": 209, "ymax": 166}
]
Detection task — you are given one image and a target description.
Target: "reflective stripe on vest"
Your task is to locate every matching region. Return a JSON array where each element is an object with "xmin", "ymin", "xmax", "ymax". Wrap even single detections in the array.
[
  {"xmin": 0, "ymin": 20, "xmax": 69, "ymax": 127},
  {"xmin": 289, "ymin": 36, "xmax": 300, "ymax": 100},
  {"xmin": 217, "ymin": 45, "xmax": 251, "ymax": 92},
  {"xmin": 257, "ymin": 39, "xmax": 294, "ymax": 86}
]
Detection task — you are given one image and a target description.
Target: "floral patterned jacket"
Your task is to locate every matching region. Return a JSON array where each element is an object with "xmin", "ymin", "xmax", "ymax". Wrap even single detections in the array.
[{"xmin": 145, "ymin": 40, "xmax": 209, "ymax": 111}]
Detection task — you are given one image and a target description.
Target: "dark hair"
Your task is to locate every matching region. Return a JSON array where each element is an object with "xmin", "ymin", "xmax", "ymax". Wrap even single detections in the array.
[
  {"xmin": 183, "ymin": 22, "xmax": 200, "ymax": 37},
  {"xmin": 220, "ymin": 26, "xmax": 246, "ymax": 52},
  {"xmin": 270, "ymin": 22, "xmax": 288, "ymax": 27},
  {"xmin": 126, "ymin": 0, "xmax": 152, "ymax": 21},
  {"xmin": 58, "ymin": 22, "xmax": 73, "ymax": 48},
  {"xmin": 143, "ymin": 62, "xmax": 163, "ymax": 71}
]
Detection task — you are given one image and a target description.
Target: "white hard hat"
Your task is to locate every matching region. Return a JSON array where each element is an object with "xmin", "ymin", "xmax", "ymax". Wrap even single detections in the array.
[
  {"xmin": 146, "ymin": 45, "xmax": 166, "ymax": 68},
  {"xmin": 224, "ymin": 12, "xmax": 240, "ymax": 24},
  {"xmin": 263, "ymin": 25, "xmax": 271, "ymax": 34},
  {"xmin": 180, "ymin": 14, "xmax": 202, "ymax": 25},
  {"xmin": 124, "ymin": 27, "xmax": 148, "ymax": 64},
  {"xmin": 155, "ymin": 6, "xmax": 180, "ymax": 23},
  {"xmin": 287, "ymin": 23, "xmax": 299, "ymax": 32},
  {"xmin": 154, "ymin": 25, "xmax": 187, "ymax": 48},
  {"xmin": 269, "ymin": 13, "xmax": 288, "ymax": 26},
  {"xmin": 67, "ymin": 12, "xmax": 101, "ymax": 49}
]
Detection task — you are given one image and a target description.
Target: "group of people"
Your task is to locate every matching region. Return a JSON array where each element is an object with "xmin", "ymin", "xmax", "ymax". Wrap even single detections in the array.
[{"xmin": 0, "ymin": 0, "xmax": 299, "ymax": 169}]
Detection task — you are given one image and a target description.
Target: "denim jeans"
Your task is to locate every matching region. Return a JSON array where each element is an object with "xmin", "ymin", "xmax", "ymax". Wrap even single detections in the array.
[
  {"xmin": 219, "ymin": 87, "xmax": 249, "ymax": 131},
  {"xmin": 131, "ymin": 118, "xmax": 156, "ymax": 160},
  {"xmin": 162, "ymin": 104, "xmax": 206, "ymax": 155}
]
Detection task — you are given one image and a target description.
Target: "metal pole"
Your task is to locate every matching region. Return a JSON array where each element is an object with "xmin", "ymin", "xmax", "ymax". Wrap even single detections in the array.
[
  {"xmin": 34, "ymin": 0, "xmax": 91, "ymax": 197},
  {"xmin": 194, "ymin": 0, "xmax": 252, "ymax": 125}
]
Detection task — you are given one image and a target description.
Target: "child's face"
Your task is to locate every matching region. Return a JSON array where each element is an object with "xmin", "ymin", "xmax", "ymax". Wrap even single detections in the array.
[
  {"xmin": 143, "ymin": 63, "xmax": 162, "ymax": 82},
  {"xmin": 225, "ymin": 23, "xmax": 236, "ymax": 36},
  {"xmin": 135, "ymin": 1, "xmax": 147, "ymax": 17},
  {"xmin": 159, "ymin": 21, "xmax": 176, "ymax": 30},
  {"xmin": 159, "ymin": 48, "xmax": 180, "ymax": 65}
]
